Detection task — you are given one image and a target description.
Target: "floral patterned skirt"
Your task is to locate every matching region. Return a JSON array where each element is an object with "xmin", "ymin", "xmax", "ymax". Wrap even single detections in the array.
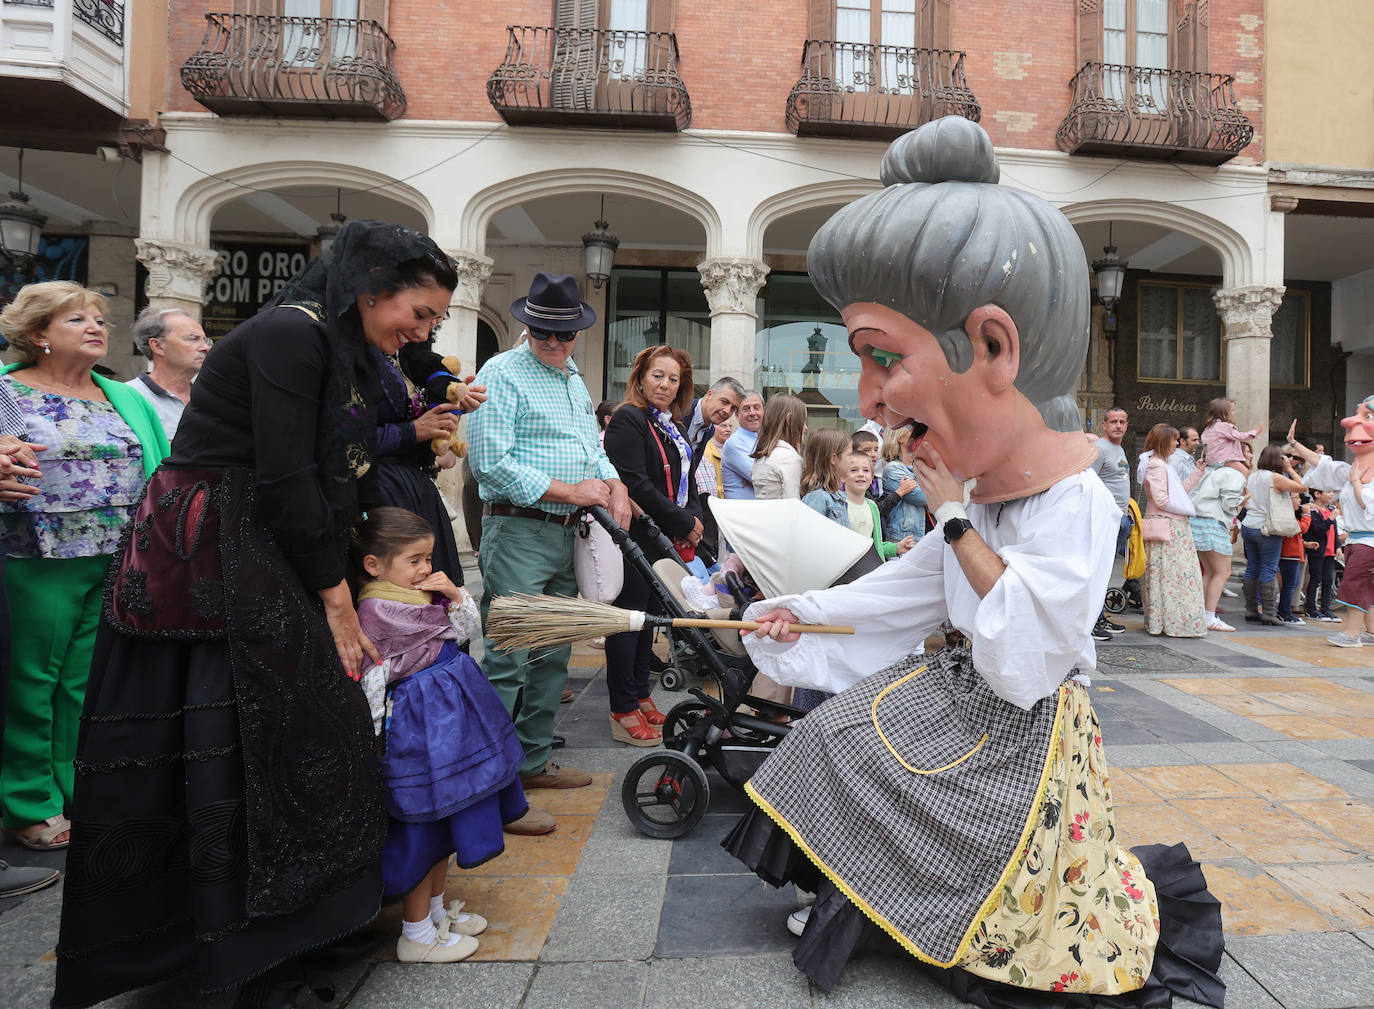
[
  {"xmin": 957, "ymin": 683, "xmax": 1158, "ymax": 994},
  {"xmin": 1142, "ymin": 517, "xmax": 1206, "ymax": 637}
]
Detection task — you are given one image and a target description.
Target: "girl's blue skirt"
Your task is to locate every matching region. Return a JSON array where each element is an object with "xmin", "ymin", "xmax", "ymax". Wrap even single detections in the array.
[{"xmin": 381, "ymin": 642, "xmax": 528, "ymax": 898}]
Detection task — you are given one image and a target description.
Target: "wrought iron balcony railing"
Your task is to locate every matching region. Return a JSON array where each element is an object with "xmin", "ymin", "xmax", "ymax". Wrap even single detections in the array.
[
  {"xmin": 786, "ymin": 40, "xmax": 979, "ymax": 139},
  {"xmin": 180, "ymin": 13, "xmax": 406, "ymax": 121},
  {"xmin": 487, "ymin": 25, "xmax": 690, "ymax": 131},
  {"xmin": 1056, "ymin": 62, "xmax": 1253, "ymax": 165}
]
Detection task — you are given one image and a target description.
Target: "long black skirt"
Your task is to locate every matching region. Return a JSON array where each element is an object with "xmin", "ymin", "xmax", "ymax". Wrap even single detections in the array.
[
  {"xmin": 724, "ymin": 813, "xmax": 1225, "ymax": 1008},
  {"xmin": 52, "ymin": 629, "xmax": 381, "ymax": 1009},
  {"xmin": 374, "ymin": 458, "xmax": 464, "ymax": 586}
]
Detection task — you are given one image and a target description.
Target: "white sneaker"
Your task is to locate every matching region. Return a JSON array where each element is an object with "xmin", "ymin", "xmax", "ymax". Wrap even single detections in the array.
[
  {"xmin": 1207, "ymin": 617, "xmax": 1236, "ymax": 632},
  {"xmin": 1328, "ymin": 632, "xmax": 1363, "ymax": 649},
  {"xmin": 1221, "ymin": 587, "xmax": 1238, "ymax": 598},
  {"xmin": 787, "ymin": 906, "xmax": 812, "ymax": 937}
]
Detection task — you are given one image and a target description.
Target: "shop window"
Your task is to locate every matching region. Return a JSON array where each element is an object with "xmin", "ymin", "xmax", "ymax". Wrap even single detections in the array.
[
  {"xmin": 754, "ymin": 273, "xmax": 858, "ymax": 432},
  {"xmin": 1137, "ymin": 281, "xmax": 1221, "ymax": 383},
  {"xmin": 605, "ymin": 267, "xmax": 710, "ymax": 401},
  {"xmin": 1270, "ymin": 290, "xmax": 1309, "ymax": 388}
]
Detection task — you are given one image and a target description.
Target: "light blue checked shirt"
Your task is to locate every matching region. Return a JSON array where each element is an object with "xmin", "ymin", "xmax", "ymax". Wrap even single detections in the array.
[{"xmin": 468, "ymin": 342, "xmax": 618, "ymax": 514}]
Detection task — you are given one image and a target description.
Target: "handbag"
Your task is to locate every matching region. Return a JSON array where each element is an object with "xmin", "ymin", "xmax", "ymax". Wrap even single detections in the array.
[
  {"xmin": 1262, "ymin": 485, "xmax": 1301, "ymax": 537},
  {"xmin": 1140, "ymin": 516, "xmax": 1172, "ymax": 542},
  {"xmin": 573, "ymin": 513, "xmax": 624, "ymax": 603}
]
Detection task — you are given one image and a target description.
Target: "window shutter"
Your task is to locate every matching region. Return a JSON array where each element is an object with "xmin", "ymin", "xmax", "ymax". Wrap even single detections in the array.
[
  {"xmin": 1076, "ymin": 0, "xmax": 1103, "ymax": 67},
  {"xmin": 358, "ymin": 0, "xmax": 387, "ymax": 25},
  {"xmin": 808, "ymin": 0, "xmax": 834, "ymax": 39},
  {"xmin": 918, "ymin": 0, "xmax": 951, "ymax": 50},
  {"xmin": 1191, "ymin": 0, "xmax": 1209, "ymax": 71},
  {"xmin": 647, "ymin": 0, "xmax": 674, "ymax": 35},
  {"xmin": 557, "ymin": 0, "xmax": 597, "ymax": 28}
]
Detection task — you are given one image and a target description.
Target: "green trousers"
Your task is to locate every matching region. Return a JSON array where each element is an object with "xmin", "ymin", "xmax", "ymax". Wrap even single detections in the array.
[
  {"xmin": 2, "ymin": 554, "xmax": 110, "ymax": 829},
  {"xmin": 477, "ymin": 515, "xmax": 578, "ymax": 778}
]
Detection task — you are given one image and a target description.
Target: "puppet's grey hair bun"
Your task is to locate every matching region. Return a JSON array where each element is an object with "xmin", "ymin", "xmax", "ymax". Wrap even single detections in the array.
[{"xmin": 879, "ymin": 115, "xmax": 1000, "ymax": 187}]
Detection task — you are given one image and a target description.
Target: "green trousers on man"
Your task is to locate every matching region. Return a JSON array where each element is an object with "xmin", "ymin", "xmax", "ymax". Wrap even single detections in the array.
[
  {"xmin": 2, "ymin": 554, "xmax": 109, "ymax": 829},
  {"xmin": 477, "ymin": 515, "xmax": 578, "ymax": 779}
]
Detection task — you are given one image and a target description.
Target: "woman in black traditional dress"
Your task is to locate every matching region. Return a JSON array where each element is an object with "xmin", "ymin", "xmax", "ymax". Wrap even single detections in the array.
[
  {"xmin": 370, "ymin": 345, "xmax": 466, "ymax": 587},
  {"xmin": 52, "ymin": 221, "xmax": 476, "ymax": 1009}
]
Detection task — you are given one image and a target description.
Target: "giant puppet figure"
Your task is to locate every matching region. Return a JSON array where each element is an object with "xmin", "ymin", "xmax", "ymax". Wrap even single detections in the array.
[
  {"xmin": 725, "ymin": 116, "xmax": 1225, "ymax": 1006},
  {"xmin": 1289, "ymin": 405, "xmax": 1374, "ymax": 645}
]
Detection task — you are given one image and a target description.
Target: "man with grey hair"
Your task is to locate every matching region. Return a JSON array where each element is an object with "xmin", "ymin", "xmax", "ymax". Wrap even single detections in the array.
[
  {"xmin": 721, "ymin": 389, "xmax": 763, "ymax": 499},
  {"xmin": 126, "ymin": 307, "xmax": 211, "ymax": 440},
  {"xmin": 685, "ymin": 376, "xmax": 744, "ymax": 458}
]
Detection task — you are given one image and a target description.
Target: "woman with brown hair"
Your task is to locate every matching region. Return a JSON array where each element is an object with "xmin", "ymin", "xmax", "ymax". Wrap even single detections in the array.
[
  {"xmin": 1139, "ymin": 422, "xmax": 1207, "ymax": 637},
  {"xmin": 0, "ymin": 283, "xmax": 169, "ymax": 852},
  {"xmin": 601, "ymin": 344, "xmax": 702, "ymax": 746},
  {"xmin": 750, "ymin": 394, "xmax": 807, "ymax": 499}
]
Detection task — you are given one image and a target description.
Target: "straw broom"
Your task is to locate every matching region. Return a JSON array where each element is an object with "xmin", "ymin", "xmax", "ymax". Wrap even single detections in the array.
[{"xmin": 486, "ymin": 593, "xmax": 853, "ymax": 651}]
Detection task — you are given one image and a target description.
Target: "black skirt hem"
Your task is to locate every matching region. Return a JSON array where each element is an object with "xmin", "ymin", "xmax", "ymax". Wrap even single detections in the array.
[{"xmin": 722, "ymin": 811, "xmax": 1226, "ymax": 1007}]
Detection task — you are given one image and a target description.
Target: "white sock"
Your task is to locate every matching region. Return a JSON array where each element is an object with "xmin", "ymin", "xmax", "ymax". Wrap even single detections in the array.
[
  {"xmin": 429, "ymin": 895, "xmax": 446, "ymax": 926},
  {"xmin": 402, "ymin": 917, "xmax": 436, "ymax": 946},
  {"xmin": 1205, "ymin": 611, "xmax": 1215, "ymax": 622}
]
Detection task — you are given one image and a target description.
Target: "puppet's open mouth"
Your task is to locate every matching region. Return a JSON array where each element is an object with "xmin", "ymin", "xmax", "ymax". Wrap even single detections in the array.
[{"xmin": 902, "ymin": 419, "xmax": 929, "ymax": 454}]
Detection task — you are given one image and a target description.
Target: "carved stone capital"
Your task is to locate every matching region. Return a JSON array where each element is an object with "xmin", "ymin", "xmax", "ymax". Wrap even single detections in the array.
[
  {"xmin": 1212, "ymin": 285, "xmax": 1286, "ymax": 341},
  {"xmin": 135, "ymin": 238, "xmax": 221, "ymax": 304},
  {"xmin": 697, "ymin": 257, "xmax": 769, "ymax": 317},
  {"xmin": 446, "ymin": 250, "xmax": 494, "ymax": 311}
]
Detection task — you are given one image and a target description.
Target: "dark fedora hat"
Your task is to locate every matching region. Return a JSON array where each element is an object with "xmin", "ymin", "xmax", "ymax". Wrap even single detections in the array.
[{"xmin": 510, "ymin": 272, "xmax": 596, "ymax": 333}]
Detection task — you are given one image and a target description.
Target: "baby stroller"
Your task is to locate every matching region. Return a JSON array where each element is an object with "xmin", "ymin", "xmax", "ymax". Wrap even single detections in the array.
[
  {"xmin": 1104, "ymin": 498, "xmax": 1145, "ymax": 615},
  {"xmin": 585, "ymin": 500, "xmax": 878, "ymax": 839}
]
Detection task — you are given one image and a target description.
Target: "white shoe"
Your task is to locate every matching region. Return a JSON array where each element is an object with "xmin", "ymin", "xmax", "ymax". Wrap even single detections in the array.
[
  {"xmin": 444, "ymin": 900, "xmax": 488, "ymax": 936},
  {"xmin": 787, "ymin": 906, "xmax": 811, "ymax": 937},
  {"xmin": 1221, "ymin": 587, "xmax": 1238, "ymax": 598},
  {"xmin": 396, "ymin": 921, "xmax": 479, "ymax": 963},
  {"xmin": 1207, "ymin": 617, "xmax": 1235, "ymax": 632},
  {"xmin": 1328, "ymin": 632, "xmax": 1363, "ymax": 649}
]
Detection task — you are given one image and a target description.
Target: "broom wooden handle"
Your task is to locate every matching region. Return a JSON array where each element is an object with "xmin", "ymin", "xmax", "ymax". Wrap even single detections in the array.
[{"xmin": 668, "ymin": 618, "xmax": 854, "ymax": 635}]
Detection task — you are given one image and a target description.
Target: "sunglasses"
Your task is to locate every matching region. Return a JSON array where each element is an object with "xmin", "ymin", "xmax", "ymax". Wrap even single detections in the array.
[{"xmin": 529, "ymin": 328, "xmax": 578, "ymax": 344}]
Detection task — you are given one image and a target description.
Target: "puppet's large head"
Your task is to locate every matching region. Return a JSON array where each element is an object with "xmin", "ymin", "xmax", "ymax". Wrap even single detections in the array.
[
  {"xmin": 808, "ymin": 116, "xmax": 1089, "ymax": 478},
  {"xmin": 1342, "ymin": 395, "xmax": 1374, "ymax": 459}
]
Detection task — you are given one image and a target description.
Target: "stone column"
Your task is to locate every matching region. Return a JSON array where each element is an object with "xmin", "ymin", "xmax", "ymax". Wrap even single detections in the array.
[
  {"xmin": 698, "ymin": 257, "xmax": 769, "ymax": 386},
  {"xmin": 433, "ymin": 251, "xmax": 493, "ymax": 371},
  {"xmin": 432, "ymin": 251, "xmax": 492, "ymax": 558},
  {"xmin": 1214, "ymin": 284, "xmax": 1286, "ymax": 439},
  {"xmin": 134, "ymin": 238, "xmax": 221, "ymax": 321}
]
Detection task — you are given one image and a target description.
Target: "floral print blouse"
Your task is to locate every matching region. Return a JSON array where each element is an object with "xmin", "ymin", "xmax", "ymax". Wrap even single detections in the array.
[{"xmin": 0, "ymin": 376, "xmax": 145, "ymax": 559}]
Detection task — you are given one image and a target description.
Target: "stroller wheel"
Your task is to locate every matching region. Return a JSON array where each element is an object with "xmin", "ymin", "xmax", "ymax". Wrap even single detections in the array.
[
  {"xmin": 621, "ymin": 751, "xmax": 710, "ymax": 839},
  {"xmin": 662, "ymin": 700, "xmax": 712, "ymax": 751},
  {"xmin": 659, "ymin": 666, "xmax": 685, "ymax": 691},
  {"xmin": 1104, "ymin": 587, "xmax": 1127, "ymax": 615}
]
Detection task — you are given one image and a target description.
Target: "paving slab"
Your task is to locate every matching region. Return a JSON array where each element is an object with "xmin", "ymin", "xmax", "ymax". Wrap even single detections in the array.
[
  {"xmin": 1101, "ymin": 743, "xmax": 1195, "ymax": 767},
  {"xmin": 656, "ymin": 873, "xmax": 798, "ymax": 957},
  {"xmin": 1094, "ymin": 644, "xmax": 1235, "ymax": 675},
  {"xmin": 811, "ymin": 955, "xmax": 961, "ymax": 1008},
  {"xmin": 645, "ymin": 952, "xmax": 811, "ymax": 1009},
  {"xmin": 345, "ymin": 962, "xmax": 534, "ymax": 1009},
  {"xmin": 1174, "ymin": 951, "xmax": 1283, "ymax": 1009},
  {"xmin": 522, "ymin": 960, "xmax": 648, "ymax": 1009},
  {"xmin": 540, "ymin": 873, "xmax": 665, "ymax": 961},
  {"xmin": 1226, "ymin": 931, "xmax": 1374, "ymax": 1009},
  {"xmin": 667, "ymin": 814, "xmax": 749, "ymax": 876},
  {"xmin": 572, "ymin": 789, "xmax": 673, "ymax": 877}
]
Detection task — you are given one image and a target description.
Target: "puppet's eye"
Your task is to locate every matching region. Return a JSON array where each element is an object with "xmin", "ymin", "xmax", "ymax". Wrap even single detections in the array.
[{"xmin": 868, "ymin": 348, "xmax": 901, "ymax": 370}]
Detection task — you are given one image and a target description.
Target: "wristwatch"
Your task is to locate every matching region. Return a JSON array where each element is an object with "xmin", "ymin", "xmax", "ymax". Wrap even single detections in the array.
[{"xmin": 943, "ymin": 517, "xmax": 975, "ymax": 544}]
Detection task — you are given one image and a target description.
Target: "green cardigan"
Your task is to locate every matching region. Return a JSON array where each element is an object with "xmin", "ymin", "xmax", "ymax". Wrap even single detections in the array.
[
  {"xmin": 2, "ymin": 362, "xmax": 170, "ymax": 476},
  {"xmin": 862, "ymin": 497, "xmax": 901, "ymax": 561}
]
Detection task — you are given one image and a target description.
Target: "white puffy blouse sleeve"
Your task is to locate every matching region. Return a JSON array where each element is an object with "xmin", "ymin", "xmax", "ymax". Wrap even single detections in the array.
[
  {"xmin": 1304, "ymin": 454, "xmax": 1351, "ymax": 493},
  {"xmin": 963, "ymin": 473, "xmax": 1117, "ymax": 709},
  {"xmin": 741, "ymin": 531, "xmax": 944, "ymax": 693}
]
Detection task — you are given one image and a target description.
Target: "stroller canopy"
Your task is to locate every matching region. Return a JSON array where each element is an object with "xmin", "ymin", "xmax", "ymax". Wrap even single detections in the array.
[{"xmin": 708, "ymin": 498, "xmax": 873, "ymax": 599}]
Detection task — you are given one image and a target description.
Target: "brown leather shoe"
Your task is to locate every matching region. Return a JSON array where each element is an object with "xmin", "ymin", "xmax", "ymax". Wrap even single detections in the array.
[
  {"xmin": 503, "ymin": 806, "xmax": 556, "ymax": 835},
  {"xmin": 520, "ymin": 761, "xmax": 592, "ymax": 789}
]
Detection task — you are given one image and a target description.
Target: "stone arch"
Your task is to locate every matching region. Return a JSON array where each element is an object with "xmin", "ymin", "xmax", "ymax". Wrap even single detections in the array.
[
  {"xmin": 747, "ymin": 179, "xmax": 881, "ymax": 261},
  {"xmin": 1061, "ymin": 199, "xmax": 1254, "ymax": 288},
  {"xmin": 174, "ymin": 162, "xmax": 435, "ymax": 247},
  {"xmin": 459, "ymin": 168, "xmax": 721, "ymax": 258}
]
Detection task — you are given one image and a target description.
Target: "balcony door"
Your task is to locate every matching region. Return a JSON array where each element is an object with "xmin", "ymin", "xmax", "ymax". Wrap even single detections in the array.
[
  {"xmin": 1101, "ymin": 0, "xmax": 1168, "ymax": 110},
  {"xmin": 551, "ymin": 0, "xmax": 674, "ymax": 115}
]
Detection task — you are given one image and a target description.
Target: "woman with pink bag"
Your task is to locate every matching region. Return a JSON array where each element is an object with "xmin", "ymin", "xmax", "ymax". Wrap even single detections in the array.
[{"xmin": 1138, "ymin": 423, "xmax": 1208, "ymax": 636}]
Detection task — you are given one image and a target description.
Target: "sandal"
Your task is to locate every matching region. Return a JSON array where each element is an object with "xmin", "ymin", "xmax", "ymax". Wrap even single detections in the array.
[
  {"xmin": 637, "ymin": 697, "xmax": 666, "ymax": 726},
  {"xmin": 6, "ymin": 815, "xmax": 71, "ymax": 851},
  {"xmin": 610, "ymin": 710, "xmax": 661, "ymax": 747}
]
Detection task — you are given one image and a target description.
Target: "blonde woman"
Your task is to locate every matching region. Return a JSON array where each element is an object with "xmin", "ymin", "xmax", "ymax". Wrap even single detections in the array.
[
  {"xmin": 0, "ymin": 282, "xmax": 168, "ymax": 851},
  {"xmin": 750, "ymin": 394, "xmax": 807, "ymax": 499}
]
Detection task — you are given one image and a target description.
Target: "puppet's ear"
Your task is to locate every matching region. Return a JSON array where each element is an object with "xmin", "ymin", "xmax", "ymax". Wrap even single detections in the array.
[{"xmin": 963, "ymin": 305, "xmax": 1019, "ymax": 394}]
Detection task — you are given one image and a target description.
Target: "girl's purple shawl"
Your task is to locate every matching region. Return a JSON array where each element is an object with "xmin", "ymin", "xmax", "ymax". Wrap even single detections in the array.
[{"xmin": 357, "ymin": 596, "xmax": 455, "ymax": 682}]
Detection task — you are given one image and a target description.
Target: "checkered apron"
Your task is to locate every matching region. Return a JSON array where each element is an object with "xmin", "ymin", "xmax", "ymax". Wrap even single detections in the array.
[{"xmin": 745, "ymin": 647, "xmax": 1063, "ymax": 966}]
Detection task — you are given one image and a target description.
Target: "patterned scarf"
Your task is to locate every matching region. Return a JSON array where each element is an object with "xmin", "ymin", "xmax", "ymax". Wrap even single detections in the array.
[{"xmin": 650, "ymin": 406, "xmax": 692, "ymax": 507}]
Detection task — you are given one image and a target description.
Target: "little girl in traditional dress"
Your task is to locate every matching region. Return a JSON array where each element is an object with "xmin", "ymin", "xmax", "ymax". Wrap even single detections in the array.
[{"xmin": 354, "ymin": 507, "xmax": 528, "ymax": 964}]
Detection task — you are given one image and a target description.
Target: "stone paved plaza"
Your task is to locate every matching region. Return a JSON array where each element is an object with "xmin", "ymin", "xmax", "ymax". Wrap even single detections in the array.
[{"xmin": 5, "ymin": 560, "xmax": 1374, "ymax": 1009}]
